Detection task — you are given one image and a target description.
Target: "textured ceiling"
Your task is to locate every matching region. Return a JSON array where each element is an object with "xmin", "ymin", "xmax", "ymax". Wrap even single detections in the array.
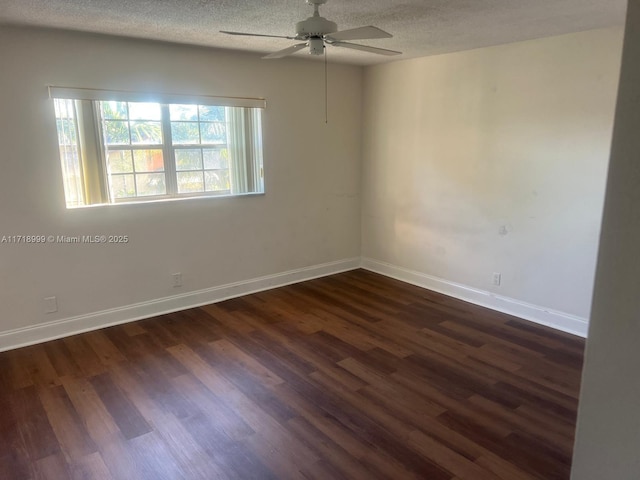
[{"xmin": 0, "ymin": 0, "xmax": 627, "ymax": 65}]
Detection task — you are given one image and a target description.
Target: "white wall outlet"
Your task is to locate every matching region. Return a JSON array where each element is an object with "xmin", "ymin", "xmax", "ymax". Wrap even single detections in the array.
[
  {"xmin": 492, "ymin": 272, "xmax": 502, "ymax": 286},
  {"xmin": 172, "ymin": 273, "xmax": 183, "ymax": 288},
  {"xmin": 44, "ymin": 296, "xmax": 58, "ymax": 313}
]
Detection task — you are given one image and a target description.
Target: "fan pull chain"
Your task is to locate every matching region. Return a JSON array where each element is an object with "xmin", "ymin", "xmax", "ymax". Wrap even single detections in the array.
[{"xmin": 325, "ymin": 45, "xmax": 328, "ymax": 124}]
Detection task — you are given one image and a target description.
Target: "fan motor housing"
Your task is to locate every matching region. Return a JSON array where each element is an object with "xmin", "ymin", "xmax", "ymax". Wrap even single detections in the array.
[{"xmin": 296, "ymin": 16, "xmax": 337, "ymax": 37}]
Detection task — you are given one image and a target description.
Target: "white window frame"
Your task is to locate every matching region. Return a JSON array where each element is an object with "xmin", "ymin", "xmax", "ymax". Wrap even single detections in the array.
[{"xmin": 49, "ymin": 87, "xmax": 266, "ymax": 208}]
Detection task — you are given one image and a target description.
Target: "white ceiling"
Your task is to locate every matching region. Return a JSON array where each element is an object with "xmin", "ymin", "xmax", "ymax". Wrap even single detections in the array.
[{"xmin": 0, "ymin": 0, "xmax": 627, "ymax": 65}]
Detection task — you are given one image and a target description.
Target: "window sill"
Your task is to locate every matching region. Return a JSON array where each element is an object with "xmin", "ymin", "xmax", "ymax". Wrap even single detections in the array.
[{"xmin": 66, "ymin": 191, "xmax": 265, "ymax": 210}]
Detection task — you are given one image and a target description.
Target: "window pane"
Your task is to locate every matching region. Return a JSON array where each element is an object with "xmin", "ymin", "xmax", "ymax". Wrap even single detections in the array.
[
  {"xmin": 135, "ymin": 173, "xmax": 166, "ymax": 196},
  {"xmin": 133, "ymin": 149, "xmax": 164, "ymax": 172},
  {"xmin": 54, "ymin": 98, "xmax": 85, "ymax": 207},
  {"xmin": 170, "ymin": 104, "xmax": 198, "ymax": 121},
  {"xmin": 201, "ymin": 122, "xmax": 226, "ymax": 144},
  {"xmin": 104, "ymin": 120, "xmax": 130, "ymax": 145},
  {"xmin": 199, "ymin": 105, "xmax": 225, "ymax": 122},
  {"xmin": 60, "ymin": 146, "xmax": 80, "ymax": 167},
  {"xmin": 130, "ymin": 121, "xmax": 162, "ymax": 145},
  {"xmin": 175, "ymin": 149, "xmax": 203, "ymax": 171},
  {"xmin": 128, "ymin": 102, "xmax": 161, "ymax": 120},
  {"xmin": 101, "ymin": 101, "xmax": 127, "ymax": 120},
  {"xmin": 108, "ymin": 150, "xmax": 133, "ymax": 173},
  {"xmin": 171, "ymin": 122, "xmax": 200, "ymax": 144},
  {"xmin": 205, "ymin": 170, "xmax": 230, "ymax": 192},
  {"xmin": 54, "ymin": 100, "xmax": 75, "ymax": 119},
  {"xmin": 111, "ymin": 174, "xmax": 136, "ymax": 198},
  {"xmin": 203, "ymin": 148, "xmax": 228, "ymax": 169},
  {"xmin": 177, "ymin": 171, "xmax": 204, "ymax": 193},
  {"xmin": 56, "ymin": 119, "xmax": 78, "ymax": 144}
]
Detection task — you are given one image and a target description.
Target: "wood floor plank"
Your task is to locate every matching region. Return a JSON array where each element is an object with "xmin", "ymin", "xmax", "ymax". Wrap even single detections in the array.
[
  {"xmin": 124, "ymin": 354, "xmax": 197, "ymax": 420},
  {"xmin": 62, "ymin": 336, "xmax": 106, "ymax": 378},
  {"xmin": 170, "ymin": 373, "xmax": 255, "ymax": 442},
  {"xmin": 302, "ymin": 368, "xmax": 452, "ymax": 479},
  {"xmin": 313, "ymin": 307, "xmax": 413, "ymax": 358},
  {"xmin": 468, "ymin": 394, "xmax": 574, "ymax": 448},
  {"xmin": 70, "ymin": 452, "xmax": 115, "ymax": 480},
  {"xmin": 89, "ymin": 373, "xmax": 152, "ymax": 441},
  {"xmin": 8, "ymin": 349, "xmax": 35, "ymax": 390},
  {"xmin": 273, "ymin": 382, "xmax": 426, "ymax": 480},
  {"xmin": 474, "ymin": 454, "xmax": 538, "ymax": 480},
  {"xmin": 406, "ymin": 430, "xmax": 498, "ymax": 480},
  {"xmin": 83, "ymin": 331, "xmax": 127, "ymax": 367},
  {"xmin": 10, "ymin": 386, "xmax": 60, "ymax": 462},
  {"xmin": 286, "ymin": 415, "xmax": 384, "ymax": 480},
  {"xmin": 23, "ymin": 346, "xmax": 61, "ymax": 388},
  {"xmin": 43, "ymin": 341, "xmax": 83, "ymax": 378},
  {"xmin": 209, "ymin": 338, "xmax": 285, "ymax": 387},
  {"xmin": 168, "ymin": 344, "xmax": 319, "ymax": 467},
  {"xmin": 181, "ymin": 412, "xmax": 275, "ymax": 480},
  {"xmin": 59, "ymin": 376, "xmax": 143, "ymax": 480},
  {"xmin": 33, "ymin": 452, "xmax": 73, "ymax": 480},
  {"xmin": 37, "ymin": 385, "xmax": 98, "ymax": 461},
  {"xmin": 126, "ymin": 431, "xmax": 187, "ymax": 480},
  {"xmin": 0, "ymin": 270, "xmax": 585, "ymax": 479},
  {"xmin": 0, "ymin": 382, "xmax": 32, "ymax": 480},
  {"xmin": 108, "ymin": 364, "xmax": 231, "ymax": 480}
]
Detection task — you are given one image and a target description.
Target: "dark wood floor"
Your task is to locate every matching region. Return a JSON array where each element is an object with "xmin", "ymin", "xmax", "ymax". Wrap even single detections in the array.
[{"xmin": 0, "ymin": 270, "xmax": 585, "ymax": 480}]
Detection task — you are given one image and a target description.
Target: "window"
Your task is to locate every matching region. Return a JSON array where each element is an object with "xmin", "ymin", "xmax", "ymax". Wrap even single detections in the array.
[{"xmin": 50, "ymin": 88, "xmax": 265, "ymax": 208}]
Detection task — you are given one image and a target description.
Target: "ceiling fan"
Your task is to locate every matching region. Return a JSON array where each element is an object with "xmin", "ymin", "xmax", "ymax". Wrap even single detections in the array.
[{"xmin": 220, "ymin": 0, "xmax": 402, "ymax": 59}]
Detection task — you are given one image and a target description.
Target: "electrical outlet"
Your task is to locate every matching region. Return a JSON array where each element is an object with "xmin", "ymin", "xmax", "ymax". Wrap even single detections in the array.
[
  {"xmin": 492, "ymin": 272, "xmax": 502, "ymax": 286},
  {"xmin": 44, "ymin": 296, "xmax": 58, "ymax": 313},
  {"xmin": 172, "ymin": 273, "xmax": 183, "ymax": 288}
]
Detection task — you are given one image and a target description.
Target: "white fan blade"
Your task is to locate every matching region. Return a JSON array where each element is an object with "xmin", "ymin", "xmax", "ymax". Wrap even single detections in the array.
[
  {"xmin": 220, "ymin": 30, "xmax": 296, "ymax": 40},
  {"xmin": 331, "ymin": 41, "xmax": 401, "ymax": 56},
  {"xmin": 326, "ymin": 26, "xmax": 392, "ymax": 41},
  {"xmin": 263, "ymin": 43, "xmax": 308, "ymax": 59}
]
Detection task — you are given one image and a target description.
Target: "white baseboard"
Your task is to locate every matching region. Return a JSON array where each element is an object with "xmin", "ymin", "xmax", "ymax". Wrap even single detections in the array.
[
  {"xmin": 0, "ymin": 255, "xmax": 587, "ymax": 352},
  {"xmin": 0, "ymin": 257, "xmax": 360, "ymax": 352},
  {"xmin": 360, "ymin": 257, "xmax": 588, "ymax": 338}
]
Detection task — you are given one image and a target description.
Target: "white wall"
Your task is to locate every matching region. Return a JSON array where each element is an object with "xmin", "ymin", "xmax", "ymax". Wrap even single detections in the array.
[
  {"xmin": 572, "ymin": 0, "xmax": 640, "ymax": 476},
  {"xmin": 0, "ymin": 27, "xmax": 362, "ymax": 344},
  {"xmin": 361, "ymin": 28, "xmax": 623, "ymax": 334}
]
